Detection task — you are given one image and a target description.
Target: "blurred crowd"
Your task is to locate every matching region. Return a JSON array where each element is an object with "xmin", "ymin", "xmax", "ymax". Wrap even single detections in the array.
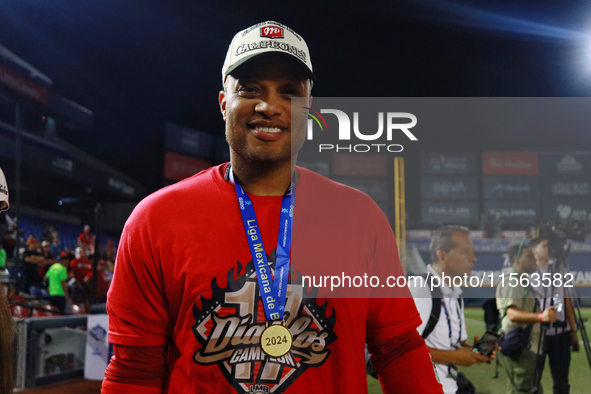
[{"xmin": 0, "ymin": 215, "xmax": 117, "ymax": 315}]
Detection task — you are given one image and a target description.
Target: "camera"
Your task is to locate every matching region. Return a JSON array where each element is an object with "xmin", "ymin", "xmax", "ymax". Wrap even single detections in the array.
[{"xmin": 536, "ymin": 217, "xmax": 589, "ymax": 261}]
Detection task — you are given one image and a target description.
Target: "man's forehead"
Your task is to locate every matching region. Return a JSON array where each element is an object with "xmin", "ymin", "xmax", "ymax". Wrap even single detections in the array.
[
  {"xmin": 452, "ymin": 232, "xmax": 473, "ymax": 247},
  {"xmin": 227, "ymin": 54, "xmax": 311, "ymax": 84}
]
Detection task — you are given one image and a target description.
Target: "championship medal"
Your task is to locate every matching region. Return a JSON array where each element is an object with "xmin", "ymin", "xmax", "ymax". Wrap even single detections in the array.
[{"xmin": 260, "ymin": 324, "xmax": 293, "ymax": 358}]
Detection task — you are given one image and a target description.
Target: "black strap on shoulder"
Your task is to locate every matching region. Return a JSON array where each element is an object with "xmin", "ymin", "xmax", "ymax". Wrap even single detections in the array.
[{"xmin": 421, "ymin": 274, "xmax": 443, "ymax": 339}]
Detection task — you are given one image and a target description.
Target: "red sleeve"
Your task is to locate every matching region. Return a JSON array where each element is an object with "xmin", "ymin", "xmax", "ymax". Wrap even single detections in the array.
[
  {"xmin": 367, "ymin": 330, "xmax": 443, "ymax": 393},
  {"xmin": 107, "ymin": 201, "xmax": 171, "ymax": 347},
  {"xmin": 365, "ymin": 204, "xmax": 422, "ymax": 338},
  {"xmin": 102, "ymin": 344, "xmax": 167, "ymax": 393}
]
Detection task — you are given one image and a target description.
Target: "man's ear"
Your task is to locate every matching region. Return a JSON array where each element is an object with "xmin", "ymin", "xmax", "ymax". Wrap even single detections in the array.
[{"xmin": 219, "ymin": 90, "xmax": 227, "ymax": 121}]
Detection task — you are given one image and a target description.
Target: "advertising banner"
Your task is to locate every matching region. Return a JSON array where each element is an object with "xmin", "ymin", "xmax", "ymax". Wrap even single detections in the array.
[
  {"xmin": 500, "ymin": 231, "xmax": 529, "ymax": 241},
  {"xmin": 333, "ymin": 177, "xmax": 388, "ymax": 201},
  {"xmin": 420, "ymin": 151, "xmax": 477, "ymax": 174},
  {"xmin": 541, "ymin": 176, "xmax": 591, "ymax": 199},
  {"xmin": 75, "ymin": 161, "xmax": 140, "ymax": 199},
  {"xmin": 0, "ymin": 123, "xmax": 143, "ymax": 198},
  {"xmin": 484, "ymin": 201, "xmax": 541, "ymax": 223},
  {"xmin": 482, "ymin": 152, "xmax": 539, "ymax": 175},
  {"xmin": 165, "ymin": 123, "xmax": 213, "ymax": 160},
  {"xmin": 0, "ymin": 124, "xmax": 73, "ymax": 178},
  {"xmin": 483, "ymin": 176, "xmax": 540, "ymax": 200},
  {"xmin": 539, "ymin": 152, "xmax": 591, "ymax": 174},
  {"xmin": 421, "ymin": 201, "xmax": 479, "ymax": 224},
  {"xmin": 543, "ymin": 199, "xmax": 591, "ymax": 221},
  {"xmin": 85, "ymin": 314, "xmax": 112, "ymax": 380},
  {"xmin": 164, "ymin": 151, "xmax": 212, "ymax": 181},
  {"xmin": 421, "ymin": 176, "xmax": 478, "ymax": 200},
  {"xmin": 0, "ymin": 63, "xmax": 49, "ymax": 104},
  {"xmin": 332, "ymin": 153, "xmax": 387, "ymax": 176}
]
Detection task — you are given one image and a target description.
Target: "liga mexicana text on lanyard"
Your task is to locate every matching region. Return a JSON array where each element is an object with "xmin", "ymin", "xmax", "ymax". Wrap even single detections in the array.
[{"xmin": 229, "ymin": 166, "xmax": 294, "ymax": 358}]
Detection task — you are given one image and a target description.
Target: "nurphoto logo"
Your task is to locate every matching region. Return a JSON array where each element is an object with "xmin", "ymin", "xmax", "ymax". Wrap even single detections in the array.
[{"xmin": 303, "ymin": 105, "xmax": 417, "ymax": 153}]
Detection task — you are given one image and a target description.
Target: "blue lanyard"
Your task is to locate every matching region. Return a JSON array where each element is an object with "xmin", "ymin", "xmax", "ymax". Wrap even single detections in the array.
[
  {"xmin": 441, "ymin": 298, "xmax": 462, "ymax": 347},
  {"xmin": 229, "ymin": 167, "xmax": 294, "ymax": 322}
]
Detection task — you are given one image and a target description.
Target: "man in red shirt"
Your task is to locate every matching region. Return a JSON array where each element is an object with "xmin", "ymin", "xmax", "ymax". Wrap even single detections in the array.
[
  {"xmin": 70, "ymin": 247, "xmax": 92, "ymax": 285},
  {"xmin": 84, "ymin": 260, "xmax": 111, "ymax": 302},
  {"xmin": 103, "ymin": 21, "xmax": 443, "ymax": 394},
  {"xmin": 77, "ymin": 224, "xmax": 95, "ymax": 255}
]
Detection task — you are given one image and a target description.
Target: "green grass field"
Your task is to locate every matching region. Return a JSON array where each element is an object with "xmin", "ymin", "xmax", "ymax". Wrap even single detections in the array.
[{"xmin": 367, "ymin": 307, "xmax": 591, "ymax": 393}]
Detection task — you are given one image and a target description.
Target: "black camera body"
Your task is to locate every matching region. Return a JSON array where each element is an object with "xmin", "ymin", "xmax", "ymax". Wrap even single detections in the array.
[{"xmin": 536, "ymin": 218, "xmax": 588, "ymax": 260}]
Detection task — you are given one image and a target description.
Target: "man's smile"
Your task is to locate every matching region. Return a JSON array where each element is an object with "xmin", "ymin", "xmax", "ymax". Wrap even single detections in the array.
[{"xmin": 247, "ymin": 121, "xmax": 288, "ymax": 141}]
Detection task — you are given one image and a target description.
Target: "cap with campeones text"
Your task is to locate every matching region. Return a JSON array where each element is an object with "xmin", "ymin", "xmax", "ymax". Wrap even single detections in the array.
[{"xmin": 222, "ymin": 21, "xmax": 315, "ymax": 83}]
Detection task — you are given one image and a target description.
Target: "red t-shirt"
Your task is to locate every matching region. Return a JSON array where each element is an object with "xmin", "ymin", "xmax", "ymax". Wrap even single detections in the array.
[
  {"xmin": 86, "ymin": 270, "xmax": 111, "ymax": 299},
  {"xmin": 78, "ymin": 232, "xmax": 94, "ymax": 247},
  {"xmin": 105, "ymin": 164, "xmax": 435, "ymax": 393},
  {"xmin": 70, "ymin": 258, "xmax": 92, "ymax": 283}
]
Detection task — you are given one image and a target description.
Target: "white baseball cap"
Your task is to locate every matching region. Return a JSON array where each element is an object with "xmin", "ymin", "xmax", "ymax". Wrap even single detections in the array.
[
  {"xmin": 0, "ymin": 167, "xmax": 8, "ymax": 212},
  {"xmin": 222, "ymin": 21, "xmax": 315, "ymax": 84}
]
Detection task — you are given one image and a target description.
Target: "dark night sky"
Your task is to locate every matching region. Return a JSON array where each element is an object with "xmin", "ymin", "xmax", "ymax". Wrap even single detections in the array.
[{"xmin": 1, "ymin": 0, "xmax": 591, "ymax": 193}]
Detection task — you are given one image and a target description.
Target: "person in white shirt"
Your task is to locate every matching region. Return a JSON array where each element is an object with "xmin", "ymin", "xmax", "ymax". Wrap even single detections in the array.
[{"xmin": 410, "ymin": 225, "xmax": 491, "ymax": 394}]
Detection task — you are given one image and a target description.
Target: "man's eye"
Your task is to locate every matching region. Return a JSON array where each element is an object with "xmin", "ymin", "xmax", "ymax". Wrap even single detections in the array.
[
  {"xmin": 282, "ymin": 89, "xmax": 302, "ymax": 96},
  {"xmin": 238, "ymin": 86, "xmax": 258, "ymax": 95}
]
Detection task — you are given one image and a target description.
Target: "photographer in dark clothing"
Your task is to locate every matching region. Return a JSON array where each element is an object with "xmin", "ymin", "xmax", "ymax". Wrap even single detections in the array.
[{"xmin": 530, "ymin": 238, "xmax": 579, "ymax": 394}]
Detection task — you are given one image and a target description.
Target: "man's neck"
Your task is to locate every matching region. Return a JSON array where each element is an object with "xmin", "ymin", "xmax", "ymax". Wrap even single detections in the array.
[
  {"xmin": 430, "ymin": 263, "xmax": 456, "ymax": 289},
  {"xmin": 537, "ymin": 258, "xmax": 549, "ymax": 269},
  {"xmin": 431, "ymin": 263, "xmax": 443, "ymax": 278},
  {"xmin": 229, "ymin": 156, "xmax": 295, "ymax": 196}
]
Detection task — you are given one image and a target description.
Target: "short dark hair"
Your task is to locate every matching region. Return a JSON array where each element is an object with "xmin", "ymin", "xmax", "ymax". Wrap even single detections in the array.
[
  {"xmin": 507, "ymin": 243, "xmax": 527, "ymax": 265},
  {"xmin": 430, "ymin": 225, "xmax": 470, "ymax": 263}
]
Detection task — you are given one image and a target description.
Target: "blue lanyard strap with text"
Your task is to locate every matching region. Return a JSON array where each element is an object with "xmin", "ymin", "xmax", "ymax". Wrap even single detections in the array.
[
  {"xmin": 229, "ymin": 167, "xmax": 294, "ymax": 321},
  {"xmin": 441, "ymin": 298, "xmax": 463, "ymax": 347}
]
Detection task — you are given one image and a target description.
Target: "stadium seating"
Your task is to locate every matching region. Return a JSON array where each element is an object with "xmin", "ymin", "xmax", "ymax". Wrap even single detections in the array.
[
  {"xmin": 32, "ymin": 304, "xmax": 59, "ymax": 317},
  {"xmin": 19, "ymin": 214, "xmax": 120, "ymax": 252},
  {"xmin": 9, "ymin": 294, "xmax": 25, "ymax": 304},
  {"xmin": 71, "ymin": 304, "xmax": 87, "ymax": 315},
  {"xmin": 10, "ymin": 305, "xmax": 31, "ymax": 318}
]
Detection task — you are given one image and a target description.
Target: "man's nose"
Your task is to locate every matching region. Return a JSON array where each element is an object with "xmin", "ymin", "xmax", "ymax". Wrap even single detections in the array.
[{"xmin": 255, "ymin": 92, "xmax": 283, "ymax": 117}]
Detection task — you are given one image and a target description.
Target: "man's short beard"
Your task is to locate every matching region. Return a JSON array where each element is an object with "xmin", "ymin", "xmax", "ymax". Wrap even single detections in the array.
[{"xmin": 226, "ymin": 135, "xmax": 294, "ymax": 169}]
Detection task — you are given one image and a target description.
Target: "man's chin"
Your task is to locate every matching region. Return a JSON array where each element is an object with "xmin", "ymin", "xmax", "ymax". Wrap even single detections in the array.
[{"xmin": 240, "ymin": 151, "xmax": 292, "ymax": 168}]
